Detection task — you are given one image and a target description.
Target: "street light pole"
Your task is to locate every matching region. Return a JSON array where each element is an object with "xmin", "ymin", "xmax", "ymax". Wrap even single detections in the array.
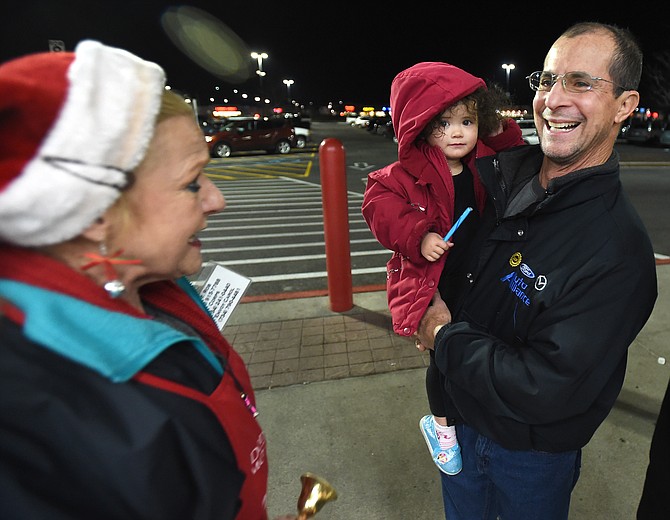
[
  {"xmin": 255, "ymin": 69, "xmax": 266, "ymax": 94},
  {"xmin": 251, "ymin": 51, "xmax": 268, "ymax": 113},
  {"xmin": 251, "ymin": 51, "xmax": 268, "ymax": 90},
  {"xmin": 502, "ymin": 63, "xmax": 515, "ymax": 95},
  {"xmin": 283, "ymin": 79, "xmax": 294, "ymax": 102}
]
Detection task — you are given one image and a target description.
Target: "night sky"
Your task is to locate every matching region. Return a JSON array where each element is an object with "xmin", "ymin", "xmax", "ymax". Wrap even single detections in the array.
[{"xmin": 2, "ymin": 1, "xmax": 668, "ymax": 110}]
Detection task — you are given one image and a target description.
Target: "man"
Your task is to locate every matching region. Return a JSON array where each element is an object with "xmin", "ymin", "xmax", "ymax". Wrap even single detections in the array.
[
  {"xmin": 416, "ymin": 22, "xmax": 658, "ymax": 520},
  {"xmin": 637, "ymin": 376, "xmax": 670, "ymax": 518}
]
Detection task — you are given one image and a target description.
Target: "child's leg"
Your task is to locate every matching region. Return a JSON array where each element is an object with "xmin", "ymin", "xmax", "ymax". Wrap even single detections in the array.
[
  {"xmin": 425, "ymin": 350, "xmax": 446, "ymax": 416},
  {"xmin": 433, "ymin": 419, "xmax": 458, "ymax": 449},
  {"xmin": 421, "ymin": 352, "xmax": 462, "ymax": 474}
]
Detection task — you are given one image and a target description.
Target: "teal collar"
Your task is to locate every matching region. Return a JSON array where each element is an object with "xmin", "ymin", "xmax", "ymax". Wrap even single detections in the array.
[{"xmin": 0, "ymin": 279, "xmax": 222, "ymax": 382}]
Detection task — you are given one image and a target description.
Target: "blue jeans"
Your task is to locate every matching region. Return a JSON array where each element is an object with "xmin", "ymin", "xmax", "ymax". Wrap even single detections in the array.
[{"xmin": 440, "ymin": 424, "xmax": 581, "ymax": 520}]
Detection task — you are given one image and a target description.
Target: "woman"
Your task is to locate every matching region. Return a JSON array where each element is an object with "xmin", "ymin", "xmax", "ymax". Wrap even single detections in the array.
[{"xmin": 0, "ymin": 40, "xmax": 293, "ymax": 520}]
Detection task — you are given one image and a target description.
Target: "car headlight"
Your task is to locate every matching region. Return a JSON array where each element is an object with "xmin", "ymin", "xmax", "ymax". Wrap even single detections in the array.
[{"xmin": 205, "ymin": 135, "xmax": 213, "ymax": 143}]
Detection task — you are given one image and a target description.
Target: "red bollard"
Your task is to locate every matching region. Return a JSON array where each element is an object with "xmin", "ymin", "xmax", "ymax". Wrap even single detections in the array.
[{"xmin": 319, "ymin": 137, "xmax": 353, "ymax": 312}]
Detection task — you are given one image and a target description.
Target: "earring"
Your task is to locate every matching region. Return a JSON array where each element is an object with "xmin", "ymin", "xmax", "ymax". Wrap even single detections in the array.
[{"xmin": 81, "ymin": 242, "xmax": 141, "ymax": 298}]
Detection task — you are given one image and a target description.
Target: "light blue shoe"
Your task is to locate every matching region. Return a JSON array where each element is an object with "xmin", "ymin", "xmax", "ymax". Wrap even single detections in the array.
[{"xmin": 419, "ymin": 415, "xmax": 462, "ymax": 475}]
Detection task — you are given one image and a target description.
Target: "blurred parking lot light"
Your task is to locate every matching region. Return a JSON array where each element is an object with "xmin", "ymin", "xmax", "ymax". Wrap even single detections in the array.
[
  {"xmin": 283, "ymin": 79, "xmax": 294, "ymax": 101},
  {"xmin": 502, "ymin": 63, "xmax": 515, "ymax": 94},
  {"xmin": 251, "ymin": 52, "xmax": 268, "ymax": 113}
]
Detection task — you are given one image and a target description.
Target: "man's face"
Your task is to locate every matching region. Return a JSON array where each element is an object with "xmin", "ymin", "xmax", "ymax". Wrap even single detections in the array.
[{"xmin": 532, "ymin": 32, "xmax": 630, "ymax": 174}]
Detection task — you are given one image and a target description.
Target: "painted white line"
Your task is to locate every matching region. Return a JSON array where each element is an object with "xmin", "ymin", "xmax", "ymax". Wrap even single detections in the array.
[
  {"xmin": 199, "ymin": 263, "xmax": 387, "ymax": 282},
  {"xmin": 203, "ymin": 250, "xmax": 390, "ymax": 263}
]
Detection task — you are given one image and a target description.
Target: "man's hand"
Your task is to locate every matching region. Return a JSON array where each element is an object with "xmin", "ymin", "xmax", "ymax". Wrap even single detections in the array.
[{"xmin": 416, "ymin": 292, "xmax": 452, "ymax": 349}]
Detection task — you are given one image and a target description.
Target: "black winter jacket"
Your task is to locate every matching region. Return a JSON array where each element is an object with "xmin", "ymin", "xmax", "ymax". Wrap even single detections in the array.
[{"xmin": 435, "ymin": 145, "xmax": 658, "ymax": 452}]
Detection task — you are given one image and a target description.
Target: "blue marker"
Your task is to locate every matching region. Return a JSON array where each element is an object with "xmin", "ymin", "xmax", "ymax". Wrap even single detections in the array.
[{"xmin": 443, "ymin": 206, "xmax": 473, "ymax": 242}]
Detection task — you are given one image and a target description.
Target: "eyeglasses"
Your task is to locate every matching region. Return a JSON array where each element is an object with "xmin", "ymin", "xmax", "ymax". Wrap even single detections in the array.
[{"xmin": 526, "ymin": 71, "xmax": 631, "ymax": 94}]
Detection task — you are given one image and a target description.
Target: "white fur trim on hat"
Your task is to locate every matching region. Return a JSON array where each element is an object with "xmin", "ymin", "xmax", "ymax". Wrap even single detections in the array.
[{"xmin": 0, "ymin": 40, "xmax": 165, "ymax": 246}]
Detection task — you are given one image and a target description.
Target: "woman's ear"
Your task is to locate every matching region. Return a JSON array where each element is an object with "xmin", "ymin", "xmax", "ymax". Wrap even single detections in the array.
[
  {"xmin": 615, "ymin": 90, "xmax": 640, "ymax": 124},
  {"xmin": 80, "ymin": 215, "xmax": 110, "ymax": 243}
]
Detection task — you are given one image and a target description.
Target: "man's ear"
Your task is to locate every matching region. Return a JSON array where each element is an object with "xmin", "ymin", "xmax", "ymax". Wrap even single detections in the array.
[{"xmin": 615, "ymin": 90, "xmax": 640, "ymax": 124}]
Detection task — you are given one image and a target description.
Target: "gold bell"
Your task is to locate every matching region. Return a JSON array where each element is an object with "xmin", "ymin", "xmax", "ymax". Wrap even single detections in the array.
[{"xmin": 296, "ymin": 472, "xmax": 338, "ymax": 519}]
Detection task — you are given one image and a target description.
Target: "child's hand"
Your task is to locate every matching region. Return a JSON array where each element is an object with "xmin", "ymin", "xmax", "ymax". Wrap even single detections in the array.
[{"xmin": 421, "ymin": 232, "xmax": 451, "ymax": 261}]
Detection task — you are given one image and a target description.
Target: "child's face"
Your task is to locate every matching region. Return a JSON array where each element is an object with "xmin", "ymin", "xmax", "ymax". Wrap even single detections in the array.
[{"xmin": 427, "ymin": 103, "xmax": 478, "ymax": 162}]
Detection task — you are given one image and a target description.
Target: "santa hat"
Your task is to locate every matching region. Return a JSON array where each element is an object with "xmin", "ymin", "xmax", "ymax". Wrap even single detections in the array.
[{"xmin": 0, "ymin": 40, "xmax": 165, "ymax": 246}]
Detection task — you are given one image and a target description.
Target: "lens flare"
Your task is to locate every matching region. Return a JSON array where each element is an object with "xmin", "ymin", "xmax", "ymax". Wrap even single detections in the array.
[{"xmin": 161, "ymin": 5, "xmax": 252, "ymax": 83}]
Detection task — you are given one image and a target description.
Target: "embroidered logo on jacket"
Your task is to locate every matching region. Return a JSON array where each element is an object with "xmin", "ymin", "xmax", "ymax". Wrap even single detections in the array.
[
  {"xmin": 519, "ymin": 263, "xmax": 535, "ymax": 278},
  {"xmin": 500, "ymin": 253, "xmax": 547, "ymax": 306},
  {"xmin": 500, "ymin": 272, "xmax": 531, "ymax": 306},
  {"xmin": 509, "ymin": 252, "xmax": 522, "ymax": 267}
]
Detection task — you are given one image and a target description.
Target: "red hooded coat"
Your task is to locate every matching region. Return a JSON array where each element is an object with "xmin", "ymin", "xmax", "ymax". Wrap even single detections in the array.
[{"xmin": 361, "ymin": 62, "xmax": 523, "ymax": 336}]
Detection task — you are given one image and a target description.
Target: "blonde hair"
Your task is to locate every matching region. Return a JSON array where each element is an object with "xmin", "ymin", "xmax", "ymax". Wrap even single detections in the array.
[
  {"xmin": 121, "ymin": 90, "xmax": 195, "ymax": 190},
  {"xmin": 110, "ymin": 90, "xmax": 197, "ymax": 226},
  {"xmin": 156, "ymin": 89, "xmax": 196, "ymax": 122}
]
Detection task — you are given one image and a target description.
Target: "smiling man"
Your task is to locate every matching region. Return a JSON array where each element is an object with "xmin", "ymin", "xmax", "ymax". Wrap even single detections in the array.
[{"xmin": 415, "ymin": 22, "xmax": 658, "ymax": 520}]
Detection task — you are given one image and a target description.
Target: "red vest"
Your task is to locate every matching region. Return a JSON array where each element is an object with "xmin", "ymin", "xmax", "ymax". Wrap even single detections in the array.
[{"xmin": 135, "ymin": 356, "xmax": 269, "ymax": 520}]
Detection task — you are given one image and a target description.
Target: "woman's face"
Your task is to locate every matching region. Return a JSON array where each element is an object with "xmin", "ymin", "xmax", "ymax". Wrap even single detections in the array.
[{"xmin": 111, "ymin": 114, "xmax": 225, "ymax": 284}]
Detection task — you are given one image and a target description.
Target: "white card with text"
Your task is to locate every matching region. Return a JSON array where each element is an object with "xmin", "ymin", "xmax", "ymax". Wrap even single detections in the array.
[{"xmin": 197, "ymin": 264, "xmax": 251, "ymax": 331}]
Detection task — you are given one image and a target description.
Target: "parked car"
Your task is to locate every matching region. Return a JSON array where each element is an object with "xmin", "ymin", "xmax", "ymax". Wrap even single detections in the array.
[
  {"xmin": 352, "ymin": 115, "xmax": 371, "ymax": 128},
  {"xmin": 659, "ymin": 127, "xmax": 670, "ymax": 147},
  {"xmin": 285, "ymin": 118, "xmax": 312, "ymax": 148},
  {"xmin": 618, "ymin": 119, "xmax": 631, "ymax": 141},
  {"xmin": 626, "ymin": 118, "xmax": 666, "ymax": 145},
  {"xmin": 367, "ymin": 115, "xmax": 391, "ymax": 134},
  {"xmin": 382, "ymin": 121, "xmax": 398, "ymax": 144},
  {"xmin": 516, "ymin": 118, "xmax": 540, "ymax": 145},
  {"xmin": 204, "ymin": 117, "xmax": 296, "ymax": 158}
]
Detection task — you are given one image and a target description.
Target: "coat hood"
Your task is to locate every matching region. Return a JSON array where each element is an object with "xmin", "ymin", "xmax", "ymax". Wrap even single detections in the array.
[{"xmin": 391, "ymin": 62, "xmax": 485, "ymax": 160}]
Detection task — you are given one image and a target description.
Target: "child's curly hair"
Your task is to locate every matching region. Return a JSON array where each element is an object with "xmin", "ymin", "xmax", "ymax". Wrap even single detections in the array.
[{"xmin": 420, "ymin": 81, "xmax": 511, "ymax": 141}]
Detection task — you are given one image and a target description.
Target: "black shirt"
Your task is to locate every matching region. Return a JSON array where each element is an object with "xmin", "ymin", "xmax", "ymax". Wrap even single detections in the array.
[{"xmin": 439, "ymin": 165, "xmax": 480, "ymax": 309}]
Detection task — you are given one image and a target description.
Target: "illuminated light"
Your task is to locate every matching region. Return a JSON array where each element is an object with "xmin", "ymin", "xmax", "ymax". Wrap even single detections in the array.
[
  {"xmin": 344, "ymin": 105, "xmax": 355, "ymax": 112},
  {"xmin": 214, "ymin": 106, "xmax": 239, "ymax": 112},
  {"xmin": 362, "ymin": 106, "xmax": 375, "ymax": 112},
  {"xmin": 212, "ymin": 109, "xmax": 241, "ymax": 117},
  {"xmin": 273, "ymin": 107, "xmax": 284, "ymax": 114},
  {"xmin": 502, "ymin": 64, "xmax": 515, "ymax": 94}
]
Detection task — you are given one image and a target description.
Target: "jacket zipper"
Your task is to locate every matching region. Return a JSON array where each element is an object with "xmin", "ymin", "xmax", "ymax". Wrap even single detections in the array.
[{"xmin": 493, "ymin": 158, "xmax": 506, "ymax": 223}]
